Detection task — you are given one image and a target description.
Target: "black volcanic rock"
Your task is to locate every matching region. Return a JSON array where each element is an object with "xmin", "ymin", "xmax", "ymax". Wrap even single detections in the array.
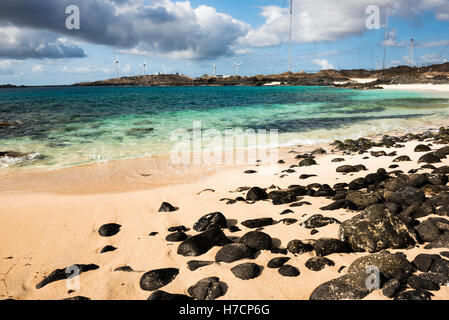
[
  {"xmin": 241, "ymin": 218, "xmax": 273, "ymax": 229},
  {"xmin": 299, "ymin": 158, "xmax": 317, "ymax": 167},
  {"xmin": 348, "ymin": 178, "xmax": 368, "ymax": 190},
  {"xmin": 313, "ymin": 238, "xmax": 352, "ymax": 256},
  {"xmin": 187, "ymin": 277, "xmax": 225, "ymax": 300},
  {"xmin": 416, "ymin": 220, "xmax": 442, "ymax": 242},
  {"xmin": 382, "ymin": 278, "xmax": 401, "ymax": 298},
  {"xmin": 287, "ymin": 240, "xmax": 313, "ymax": 254},
  {"xmin": 389, "ymin": 187, "xmax": 425, "ymax": 209},
  {"xmin": 148, "ymin": 290, "xmax": 193, "ymax": 301},
  {"xmin": 36, "ymin": 264, "xmax": 99, "ymax": 289},
  {"xmin": 309, "ymin": 273, "xmax": 371, "ymax": 300},
  {"xmin": 239, "ymin": 231, "xmax": 272, "ymax": 250},
  {"xmin": 348, "ymin": 251, "xmax": 415, "ymax": 279},
  {"xmin": 305, "ymin": 257, "xmax": 335, "ymax": 271},
  {"xmin": 424, "ymin": 232, "xmax": 449, "ymax": 249},
  {"xmin": 412, "ymin": 254, "xmax": 441, "ymax": 272},
  {"xmin": 278, "ymin": 265, "xmax": 300, "ymax": 277},
  {"xmin": 187, "ymin": 260, "xmax": 214, "ymax": 271},
  {"xmin": 177, "ymin": 227, "xmax": 232, "ymax": 257},
  {"xmin": 345, "ymin": 191, "xmax": 384, "ymax": 209},
  {"xmin": 310, "ymin": 251, "xmax": 414, "ymax": 300},
  {"xmin": 300, "ymin": 214, "xmax": 340, "ymax": 229},
  {"xmin": 267, "ymin": 257, "xmax": 290, "ymax": 268},
  {"xmin": 246, "ymin": 187, "xmax": 268, "ymax": 201},
  {"xmin": 407, "ymin": 274, "xmax": 440, "ymax": 291},
  {"xmin": 193, "ymin": 212, "xmax": 227, "ymax": 232},
  {"xmin": 415, "ymin": 144, "xmax": 431, "ymax": 152},
  {"xmin": 100, "ymin": 245, "xmax": 117, "ymax": 253},
  {"xmin": 418, "ymin": 152, "xmax": 442, "ymax": 164},
  {"xmin": 140, "ymin": 268, "xmax": 179, "ymax": 291},
  {"xmin": 394, "ymin": 289, "xmax": 433, "ymax": 300},
  {"xmin": 339, "ymin": 204, "xmax": 417, "ymax": 253},
  {"xmin": 166, "ymin": 232, "xmax": 188, "ymax": 242},
  {"xmin": 320, "ymin": 199, "xmax": 358, "ymax": 211},
  {"xmin": 231, "ymin": 263, "xmax": 261, "ymax": 280},
  {"xmin": 336, "ymin": 165, "xmax": 366, "ymax": 173},
  {"xmin": 393, "ymin": 155, "xmax": 411, "ymax": 162},
  {"xmin": 158, "ymin": 202, "xmax": 178, "ymax": 212},
  {"xmin": 215, "ymin": 243, "xmax": 255, "ymax": 263},
  {"xmin": 98, "ymin": 223, "xmax": 121, "ymax": 237}
]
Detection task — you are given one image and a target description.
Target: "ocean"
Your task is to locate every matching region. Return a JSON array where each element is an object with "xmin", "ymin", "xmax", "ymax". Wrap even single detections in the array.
[{"xmin": 0, "ymin": 85, "xmax": 448, "ymax": 170}]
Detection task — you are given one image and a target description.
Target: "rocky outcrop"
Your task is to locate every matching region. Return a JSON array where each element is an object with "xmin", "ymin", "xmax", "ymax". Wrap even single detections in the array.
[{"xmin": 339, "ymin": 204, "xmax": 418, "ymax": 252}]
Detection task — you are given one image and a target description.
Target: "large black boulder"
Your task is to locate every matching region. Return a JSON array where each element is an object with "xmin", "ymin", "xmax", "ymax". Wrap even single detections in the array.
[
  {"xmin": 287, "ymin": 240, "xmax": 314, "ymax": 254},
  {"xmin": 241, "ymin": 218, "xmax": 274, "ymax": 229},
  {"xmin": 389, "ymin": 187, "xmax": 425, "ymax": 209},
  {"xmin": 139, "ymin": 268, "xmax": 179, "ymax": 291},
  {"xmin": 310, "ymin": 251, "xmax": 414, "ymax": 300},
  {"xmin": 215, "ymin": 243, "xmax": 255, "ymax": 263},
  {"xmin": 239, "ymin": 231, "xmax": 272, "ymax": 250},
  {"xmin": 305, "ymin": 257, "xmax": 335, "ymax": 271},
  {"xmin": 267, "ymin": 257, "xmax": 290, "ymax": 268},
  {"xmin": 246, "ymin": 187, "xmax": 268, "ymax": 201},
  {"xmin": 394, "ymin": 289, "xmax": 433, "ymax": 300},
  {"xmin": 418, "ymin": 152, "xmax": 442, "ymax": 164},
  {"xmin": 231, "ymin": 263, "xmax": 261, "ymax": 280},
  {"xmin": 313, "ymin": 238, "xmax": 351, "ymax": 256},
  {"xmin": 345, "ymin": 191, "xmax": 384, "ymax": 209},
  {"xmin": 193, "ymin": 212, "xmax": 227, "ymax": 232},
  {"xmin": 339, "ymin": 204, "xmax": 417, "ymax": 253},
  {"xmin": 177, "ymin": 228, "xmax": 232, "ymax": 257},
  {"xmin": 187, "ymin": 277, "xmax": 226, "ymax": 300},
  {"xmin": 310, "ymin": 273, "xmax": 371, "ymax": 300},
  {"xmin": 299, "ymin": 158, "xmax": 317, "ymax": 167}
]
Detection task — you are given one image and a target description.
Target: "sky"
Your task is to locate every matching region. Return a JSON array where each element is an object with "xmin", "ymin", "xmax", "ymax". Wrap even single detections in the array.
[{"xmin": 1, "ymin": 0, "xmax": 449, "ymax": 85}]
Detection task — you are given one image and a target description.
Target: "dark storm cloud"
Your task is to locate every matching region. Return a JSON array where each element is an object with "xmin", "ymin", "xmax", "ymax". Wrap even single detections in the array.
[{"xmin": 0, "ymin": 0, "xmax": 249, "ymax": 60}]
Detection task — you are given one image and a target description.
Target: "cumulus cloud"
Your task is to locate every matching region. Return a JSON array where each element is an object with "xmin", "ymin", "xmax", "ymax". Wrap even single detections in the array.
[
  {"xmin": 239, "ymin": 0, "xmax": 449, "ymax": 47},
  {"xmin": 419, "ymin": 53, "xmax": 448, "ymax": 65},
  {"xmin": 0, "ymin": 60, "xmax": 19, "ymax": 75},
  {"xmin": 312, "ymin": 59, "xmax": 334, "ymax": 70},
  {"xmin": 32, "ymin": 64, "xmax": 44, "ymax": 72},
  {"xmin": 0, "ymin": 0, "xmax": 249, "ymax": 60}
]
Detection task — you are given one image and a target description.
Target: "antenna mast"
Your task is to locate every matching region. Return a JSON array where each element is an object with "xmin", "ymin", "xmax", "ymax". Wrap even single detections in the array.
[
  {"xmin": 143, "ymin": 58, "xmax": 147, "ymax": 75},
  {"xmin": 288, "ymin": 0, "xmax": 293, "ymax": 72},
  {"xmin": 382, "ymin": 2, "xmax": 390, "ymax": 70},
  {"xmin": 408, "ymin": 39, "xmax": 414, "ymax": 67},
  {"xmin": 115, "ymin": 56, "xmax": 119, "ymax": 79}
]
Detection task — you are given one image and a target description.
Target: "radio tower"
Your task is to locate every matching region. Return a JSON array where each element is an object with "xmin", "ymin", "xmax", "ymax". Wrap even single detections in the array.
[
  {"xmin": 408, "ymin": 39, "xmax": 414, "ymax": 67},
  {"xmin": 288, "ymin": 0, "xmax": 293, "ymax": 72},
  {"xmin": 382, "ymin": 2, "xmax": 390, "ymax": 70}
]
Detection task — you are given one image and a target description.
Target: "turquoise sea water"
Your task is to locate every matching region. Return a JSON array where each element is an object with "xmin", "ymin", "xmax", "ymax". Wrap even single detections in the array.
[{"xmin": 0, "ymin": 85, "xmax": 448, "ymax": 170}]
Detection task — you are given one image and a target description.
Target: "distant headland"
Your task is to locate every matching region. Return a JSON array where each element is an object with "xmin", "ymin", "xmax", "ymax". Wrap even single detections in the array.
[{"xmin": 2, "ymin": 62, "xmax": 449, "ymax": 89}]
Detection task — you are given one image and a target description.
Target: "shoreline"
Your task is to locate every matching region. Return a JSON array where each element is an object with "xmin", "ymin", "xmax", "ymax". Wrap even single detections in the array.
[
  {"xmin": 381, "ymin": 84, "xmax": 449, "ymax": 95},
  {"xmin": 1, "ymin": 121, "xmax": 448, "ymax": 195}
]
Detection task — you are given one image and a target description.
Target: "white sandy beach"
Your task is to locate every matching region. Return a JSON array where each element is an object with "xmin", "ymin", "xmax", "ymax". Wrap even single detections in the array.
[{"xmin": 2, "ymin": 129, "xmax": 449, "ymax": 300}]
